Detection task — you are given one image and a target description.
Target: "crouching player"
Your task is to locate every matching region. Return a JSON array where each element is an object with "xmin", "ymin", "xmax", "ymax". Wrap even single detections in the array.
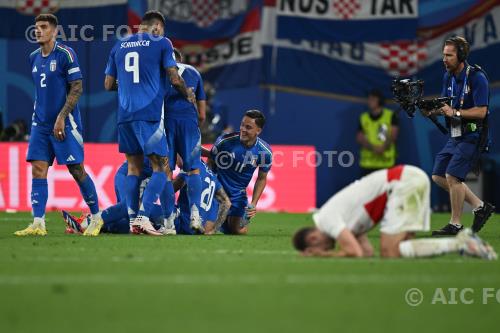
[
  {"xmin": 63, "ymin": 160, "xmax": 230, "ymax": 235},
  {"xmin": 293, "ymin": 165, "xmax": 497, "ymax": 260},
  {"xmin": 205, "ymin": 110, "xmax": 272, "ymax": 235},
  {"xmin": 62, "ymin": 158, "xmax": 164, "ymax": 235},
  {"xmin": 174, "ymin": 161, "xmax": 231, "ymax": 235}
]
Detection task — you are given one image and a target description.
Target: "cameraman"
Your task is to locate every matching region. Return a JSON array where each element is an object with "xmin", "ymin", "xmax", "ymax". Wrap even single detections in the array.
[{"xmin": 424, "ymin": 36, "xmax": 494, "ymax": 236}]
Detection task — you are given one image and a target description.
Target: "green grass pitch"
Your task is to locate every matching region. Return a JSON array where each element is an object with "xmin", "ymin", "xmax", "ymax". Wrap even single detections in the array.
[{"xmin": 0, "ymin": 211, "xmax": 499, "ymax": 333}]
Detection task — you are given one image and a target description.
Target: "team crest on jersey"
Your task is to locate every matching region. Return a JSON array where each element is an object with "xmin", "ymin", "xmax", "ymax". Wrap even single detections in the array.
[{"xmin": 50, "ymin": 60, "xmax": 57, "ymax": 72}]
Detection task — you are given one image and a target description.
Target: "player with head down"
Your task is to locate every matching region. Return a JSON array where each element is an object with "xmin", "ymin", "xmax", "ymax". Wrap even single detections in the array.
[
  {"xmin": 104, "ymin": 11, "xmax": 195, "ymax": 235},
  {"xmin": 293, "ymin": 165, "xmax": 496, "ymax": 260},
  {"xmin": 62, "ymin": 158, "xmax": 231, "ymax": 235},
  {"xmin": 15, "ymin": 14, "xmax": 102, "ymax": 237}
]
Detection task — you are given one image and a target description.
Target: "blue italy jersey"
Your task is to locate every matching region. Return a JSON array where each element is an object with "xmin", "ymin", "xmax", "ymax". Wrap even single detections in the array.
[
  {"xmin": 210, "ymin": 132, "xmax": 273, "ymax": 199},
  {"xmin": 441, "ymin": 66, "xmax": 489, "ymax": 109},
  {"xmin": 30, "ymin": 42, "xmax": 83, "ymax": 128},
  {"xmin": 165, "ymin": 62, "xmax": 206, "ymax": 120},
  {"xmin": 176, "ymin": 162, "xmax": 221, "ymax": 233},
  {"xmin": 105, "ymin": 33, "xmax": 177, "ymax": 124}
]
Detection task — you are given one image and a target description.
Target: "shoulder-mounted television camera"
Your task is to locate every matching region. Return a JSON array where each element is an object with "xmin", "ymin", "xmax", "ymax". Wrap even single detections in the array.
[{"xmin": 391, "ymin": 78, "xmax": 452, "ymax": 134}]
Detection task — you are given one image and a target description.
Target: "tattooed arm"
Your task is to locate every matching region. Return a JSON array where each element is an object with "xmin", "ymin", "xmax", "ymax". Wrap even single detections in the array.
[
  {"xmin": 53, "ymin": 79, "xmax": 83, "ymax": 141},
  {"xmin": 205, "ymin": 187, "xmax": 231, "ymax": 235},
  {"xmin": 167, "ymin": 66, "xmax": 196, "ymax": 105}
]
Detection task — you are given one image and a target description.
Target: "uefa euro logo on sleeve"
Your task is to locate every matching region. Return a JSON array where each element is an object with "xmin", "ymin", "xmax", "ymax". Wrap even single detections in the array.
[{"xmin": 50, "ymin": 60, "xmax": 57, "ymax": 72}]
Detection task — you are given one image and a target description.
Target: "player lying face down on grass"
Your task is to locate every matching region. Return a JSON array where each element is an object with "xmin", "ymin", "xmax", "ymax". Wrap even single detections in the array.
[{"xmin": 292, "ymin": 165, "xmax": 496, "ymax": 260}]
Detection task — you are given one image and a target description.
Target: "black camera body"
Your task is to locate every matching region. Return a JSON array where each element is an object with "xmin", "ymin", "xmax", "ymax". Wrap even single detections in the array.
[{"xmin": 391, "ymin": 78, "xmax": 452, "ymax": 134}]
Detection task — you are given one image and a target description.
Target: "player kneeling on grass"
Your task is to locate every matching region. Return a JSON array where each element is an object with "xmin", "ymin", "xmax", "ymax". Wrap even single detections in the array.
[{"xmin": 293, "ymin": 165, "xmax": 497, "ymax": 260}]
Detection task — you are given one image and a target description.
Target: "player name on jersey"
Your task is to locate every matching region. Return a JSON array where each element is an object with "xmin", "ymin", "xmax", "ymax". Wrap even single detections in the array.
[{"xmin": 120, "ymin": 40, "xmax": 151, "ymax": 49}]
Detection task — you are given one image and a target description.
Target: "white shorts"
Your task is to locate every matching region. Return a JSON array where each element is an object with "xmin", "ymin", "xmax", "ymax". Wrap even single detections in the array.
[{"xmin": 380, "ymin": 165, "xmax": 431, "ymax": 235}]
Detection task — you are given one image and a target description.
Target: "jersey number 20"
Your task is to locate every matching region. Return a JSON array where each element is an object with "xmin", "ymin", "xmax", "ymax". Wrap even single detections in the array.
[
  {"xmin": 125, "ymin": 52, "xmax": 139, "ymax": 83},
  {"xmin": 200, "ymin": 177, "xmax": 216, "ymax": 211}
]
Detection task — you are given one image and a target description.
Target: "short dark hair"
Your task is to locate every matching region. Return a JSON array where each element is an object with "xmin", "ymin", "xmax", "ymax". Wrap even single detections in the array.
[
  {"xmin": 35, "ymin": 14, "xmax": 58, "ymax": 27},
  {"xmin": 141, "ymin": 10, "xmax": 165, "ymax": 27},
  {"xmin": 173, "ymin": 48, "xmax": 183, "ymax": 62},
  {"xmin": 244, "ymin": 109, "xmax": 265, "ymax": 129},
  {"xmin": 444, "ymin": 36, "xmax": 470, "ymax": 62},
  {"xmin": 368, "ymin": 89, "xmax": 385, "ymax": 107},
  {"xmin": 292, "ymin": 227, "xmax": 315, "ymax": 252}
]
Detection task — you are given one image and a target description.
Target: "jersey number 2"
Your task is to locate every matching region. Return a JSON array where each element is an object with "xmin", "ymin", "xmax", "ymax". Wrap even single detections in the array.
[
  {"xmin": 40, "ymin": 73, "xmax": 46, "ymax": 87},
  {"xmin": 125, "ymin": 52, "xmax": 139, "ymax": 83}
]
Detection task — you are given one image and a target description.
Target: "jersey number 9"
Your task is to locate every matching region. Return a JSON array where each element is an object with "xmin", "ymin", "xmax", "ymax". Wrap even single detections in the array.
[{"xmin": 125, "ymin": 52, "xmax": 139, "ymax": 83}]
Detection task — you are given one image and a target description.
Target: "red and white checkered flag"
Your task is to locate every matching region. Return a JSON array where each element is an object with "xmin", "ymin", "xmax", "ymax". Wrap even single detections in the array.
[
  {"xmin": 332, "ymin": 0, "xmax": 361, "ymax": 20},
  {"xmin": 16, "ymin": 0, "xmax": 59, "ymax": 16},
  {"xmin": 191, "ymin": 0, "xmax": 220, "ymax": 27},
  {"xmin": 379, "ymin": 41, "xmax": 428, "ymax": 77}
]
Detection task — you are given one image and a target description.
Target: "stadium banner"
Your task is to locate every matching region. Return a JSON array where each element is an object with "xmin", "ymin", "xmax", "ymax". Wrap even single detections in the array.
[
  {"xmin": 0, "ymin": 0, "xmax": 128, "ymax": 38},
  {"xmin": 275, "ymin": 0, "xmax": 418, "ymax": 42},
  {"xmin": 158, "ymin": 0, "xmax": 264, "ymax": 88},
  {"xmin": 0, "ymin": 143, "xmax": 316, "ymax": 213},
  {"xmin": 263, "ymin": 2, "xmax": 500, "ymax": 96},
  {"xmin": 154, "ymin": 0, "xmax": 263, "ymax": 41}
]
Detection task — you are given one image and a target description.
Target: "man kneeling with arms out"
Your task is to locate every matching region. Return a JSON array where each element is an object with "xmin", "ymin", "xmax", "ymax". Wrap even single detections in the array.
[{"xmin": 293, "ymin": 165, "xmax": 496, "ymax": 260}]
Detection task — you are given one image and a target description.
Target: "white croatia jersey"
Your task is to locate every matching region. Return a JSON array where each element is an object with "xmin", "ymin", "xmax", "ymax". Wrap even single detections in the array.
[{"xmin": 312, "ymin": 165, "xmax": 407, "ymax": 239}]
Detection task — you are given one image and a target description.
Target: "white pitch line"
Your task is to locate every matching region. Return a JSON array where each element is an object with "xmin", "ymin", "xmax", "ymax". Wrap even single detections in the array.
[{"xmin": 0, "ymin": 273, "xmax": 498, "ymax": 286}]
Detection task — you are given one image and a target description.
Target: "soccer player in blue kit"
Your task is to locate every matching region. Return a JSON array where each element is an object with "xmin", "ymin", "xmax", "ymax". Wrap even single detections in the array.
[
  {"xmin": 206, "ymin": 110, "xmax": 272, "ymax": 235},
  {"xmin": 62, "ymin": 159, "xmax": 230, "ymax": 236},
  {"xmin": 164, "ymin": 48, "xmax": 206, "ymax": 233},
  {"xmin": 173, "ymin": 160, "xmax": 231, "ymax": 235},
  {"xmin": 15, "ymin": 14, "xmax": 102, "ymax": 237},
  {"xmin": 104, "ymin": 11, "xmax": 195, "ymax": 236}
]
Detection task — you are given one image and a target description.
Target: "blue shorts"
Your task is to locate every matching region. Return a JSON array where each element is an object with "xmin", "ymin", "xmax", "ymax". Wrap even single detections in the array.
[
  {"xmin": 165, "ymin": 117, "xmax": 201, "ymax": 171},
  {"xmin": 118, "ymin": 120, "xmax": 167, "ymax": 157},
  {"xmin": 27, "ymin": 124, "xmax": 84, "ymax": 165},
  {"xmin": 432, "ymin": 136, "xmax": 480, "ymax": 181},
  {"xmin": 227, "ymin": 193, "xmax": 248, "ymax": 218}
]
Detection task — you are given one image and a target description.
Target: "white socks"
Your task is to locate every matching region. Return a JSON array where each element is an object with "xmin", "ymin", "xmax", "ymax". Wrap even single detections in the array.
[
  {"xmin": 33, "ymin": 217, "xmax": 45, "ymax": 229},
  {"xmin": 92, "ymin": 211, "xmax": 102, "ymax": 221},
  {"xmin": 399, "ymin": 238, "xmax": 460, "ymax": 258}
]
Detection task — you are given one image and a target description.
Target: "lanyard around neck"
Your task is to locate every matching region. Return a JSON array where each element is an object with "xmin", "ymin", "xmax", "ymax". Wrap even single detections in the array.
[{"xmin": 450, "ymin": 65, "xmax": 470, "ymax": 110}]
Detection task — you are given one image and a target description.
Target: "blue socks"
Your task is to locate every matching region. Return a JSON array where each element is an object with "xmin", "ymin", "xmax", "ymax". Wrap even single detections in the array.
[
  {"xmin": 160, "ymin": 179, "xmax": 175, "ymax": 219},
  {"xmin": 139, "ymin": 171, "xmax": 166, "ymax": 218},
  {"xmin": 77, "ymin": 175, "xmax": 99, "ymax": 214},
  {"xmin": 125, "ymin": 175, "xmax": 141, "ymax": 220},
  {"xmin": 31, "ymin": 178, "xmax": 48, "ymax": 218},
  {"xmin": 186, "ymin": 173, "xmax": 202, "ymax": 214}
]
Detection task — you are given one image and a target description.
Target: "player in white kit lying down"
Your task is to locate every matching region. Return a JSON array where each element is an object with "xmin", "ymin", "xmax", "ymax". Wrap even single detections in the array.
[{"xmin": 293, "ymin": 165, "xmax": 497, "ymax": 260}]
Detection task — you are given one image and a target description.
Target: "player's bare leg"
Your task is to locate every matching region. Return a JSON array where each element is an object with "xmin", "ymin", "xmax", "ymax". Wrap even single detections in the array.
[
  {"xmin": 225, "ymin": 216, "xmax": 248, "ymax": 235},
  {"xmin": 380, "ymin": 232, "xmax": 409, "ymax": 258},
  {"xmin": 15, "ymin": 161, "xmax": 49, "ymax": 236}
]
